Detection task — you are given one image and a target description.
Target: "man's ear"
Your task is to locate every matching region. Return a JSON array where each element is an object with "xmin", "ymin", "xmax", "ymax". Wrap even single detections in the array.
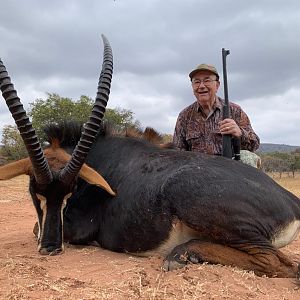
[
  {"xmin": 79, "ymin": 164, "xmax": 116, "ymax": 196},
  {"xmin": 0, "ymin": 158, "xmax": 32, "ymax": 180}
]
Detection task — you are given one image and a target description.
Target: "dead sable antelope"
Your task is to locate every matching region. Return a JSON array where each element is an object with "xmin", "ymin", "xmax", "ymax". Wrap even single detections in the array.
[{"xmin": 1, "ymin": 37, "xmax": 300, "ymax": 280}]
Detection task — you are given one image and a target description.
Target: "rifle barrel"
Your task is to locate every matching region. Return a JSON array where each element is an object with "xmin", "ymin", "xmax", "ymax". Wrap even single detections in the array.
[
  {"xmin": 222, "ymin": 48, "xmax": 230, "ymax": 118},
  {"xmin": 221, "ymin": 48, "xmax": 232, "ymax": 158}
]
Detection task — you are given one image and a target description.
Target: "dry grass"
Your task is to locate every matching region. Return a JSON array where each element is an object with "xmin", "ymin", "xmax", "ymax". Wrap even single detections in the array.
[
  {"xmin": 0, "ymin": 175, "xmax": 29, "ymax": 203},
  {"xmin": 0, "ymin": 173, "xmax": 300, "ymax": 299},
  {"xmin": 270, "ymin": 172, "xmax": 300, "ymax": 197}
]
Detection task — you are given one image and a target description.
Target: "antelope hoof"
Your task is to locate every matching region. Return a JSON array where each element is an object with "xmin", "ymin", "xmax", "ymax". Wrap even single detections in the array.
[
  {"xmin": 162, "ymin": 251, "xmax": 202, "ymax": 271},
  {"xmin": 39, "ymin": 247, "xmax": 63, "ymax": 256}
]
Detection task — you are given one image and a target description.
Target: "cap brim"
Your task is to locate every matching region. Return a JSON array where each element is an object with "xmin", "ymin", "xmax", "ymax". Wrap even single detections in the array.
[{"xmin": 189, "ymin": 68, "xmax": 218, "ymax": 79}]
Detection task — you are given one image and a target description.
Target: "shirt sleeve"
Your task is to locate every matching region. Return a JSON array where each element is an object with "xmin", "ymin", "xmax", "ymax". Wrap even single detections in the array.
[
  {"xmin": 237, "ymin": 109, "xmax": 260, "ymax": 152},
  {"xmin": 173, "ymin": 113, "xmax": 189, "ymax": 150}
]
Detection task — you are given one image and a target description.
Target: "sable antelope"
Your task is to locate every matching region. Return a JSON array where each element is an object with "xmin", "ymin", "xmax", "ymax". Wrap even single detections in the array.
[
  {"xmin": 59, "ymin": 121, "xmax": 300, "ymax": 278},
  {"xmin": 1, "ymin": 37, "xmax": 300, "ymax": 279}
]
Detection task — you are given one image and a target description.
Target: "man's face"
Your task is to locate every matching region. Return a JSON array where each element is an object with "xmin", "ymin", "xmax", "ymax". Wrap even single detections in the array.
[{"xmin": 191, "ymin": 71, "xmax": 220, "ymax": 107}]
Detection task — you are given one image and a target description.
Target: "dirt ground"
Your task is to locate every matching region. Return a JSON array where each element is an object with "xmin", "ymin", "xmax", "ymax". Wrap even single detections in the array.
[{"xmin": 0, "ymin": 174, "xmax": 300, "ymax": 300}]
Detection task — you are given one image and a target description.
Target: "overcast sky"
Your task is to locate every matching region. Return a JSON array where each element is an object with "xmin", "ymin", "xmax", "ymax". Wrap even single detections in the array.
[{"xmin": 1, "ymin": 0, "xmax": 300, "ymax": 145}]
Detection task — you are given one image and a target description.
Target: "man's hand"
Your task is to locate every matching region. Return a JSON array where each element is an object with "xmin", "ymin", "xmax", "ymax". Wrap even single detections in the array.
[{"xmin": 219, "ymin": 119, "xmax": 242, "ymax": 138}]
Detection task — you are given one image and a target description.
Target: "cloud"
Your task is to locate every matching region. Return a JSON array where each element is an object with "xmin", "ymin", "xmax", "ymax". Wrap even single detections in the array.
[
  {"xmin": 241, "ymin": 88, "xmax": 300, "ymax": 145},
  {"xmin": 0, "ymin": 0, "xmax": 299, "ymax": 145}
]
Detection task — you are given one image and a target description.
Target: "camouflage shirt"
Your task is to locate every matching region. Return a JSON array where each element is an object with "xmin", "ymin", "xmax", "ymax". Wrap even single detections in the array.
[{"xmin": 173, "ymin": 97, "xmax": 260, "ymax": 155}]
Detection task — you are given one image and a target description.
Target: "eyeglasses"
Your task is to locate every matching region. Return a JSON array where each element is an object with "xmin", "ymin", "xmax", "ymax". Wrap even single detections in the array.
[{"xmin": 192, "ymin": 78, "xmax": 217, "ymax": 87}]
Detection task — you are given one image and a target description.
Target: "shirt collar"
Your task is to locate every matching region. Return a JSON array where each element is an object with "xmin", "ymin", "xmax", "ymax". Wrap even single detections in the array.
[{"xmin": 196, "ymin": 96, "xmax": 223, "ymax": 113}]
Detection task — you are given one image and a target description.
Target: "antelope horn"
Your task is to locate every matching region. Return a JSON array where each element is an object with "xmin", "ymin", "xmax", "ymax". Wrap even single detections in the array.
[
  {"xmin": 59, "ymin": 34, "xmax": 113, "ymax": 184},
  {"xmin": 0, "ymin": 59, "xmax": 53, "ymax": 184}
]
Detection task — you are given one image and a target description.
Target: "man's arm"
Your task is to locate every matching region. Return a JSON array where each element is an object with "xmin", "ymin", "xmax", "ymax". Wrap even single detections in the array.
[
  {"xmin": 238, "ymin": 110, "xmax": 260, "ymax": 152},
  {"xmin": 225, "ymin": 103, "xmax": 260, "ymax": 152},
  {"xmin": 173, "ymin": 113, "xmax": 189, "ymax": 150}
]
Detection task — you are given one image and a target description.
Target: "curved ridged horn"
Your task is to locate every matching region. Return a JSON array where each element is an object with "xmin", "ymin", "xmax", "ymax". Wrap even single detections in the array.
[
  {"xmin": 59, "ymin": 34, "xmax": 113, "ymax": 184},
  {"xmin": 0, "ymin": 60, "xmax": 53, "ymax": 184}
]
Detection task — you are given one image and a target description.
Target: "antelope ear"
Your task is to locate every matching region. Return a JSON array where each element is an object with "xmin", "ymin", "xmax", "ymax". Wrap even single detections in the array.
[
  {"xmin": 79, "ymin": 164, "xmax": 116, "ymax": 196},
  {"xmin": 0, "ymin": 158, "xmax": 32, "ymax": 180}
]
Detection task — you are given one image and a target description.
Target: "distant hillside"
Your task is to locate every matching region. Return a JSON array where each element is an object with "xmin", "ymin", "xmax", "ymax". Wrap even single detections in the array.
[{"xmin": 258, "ymin": 143, "xmax": 300, "ymax": 153}]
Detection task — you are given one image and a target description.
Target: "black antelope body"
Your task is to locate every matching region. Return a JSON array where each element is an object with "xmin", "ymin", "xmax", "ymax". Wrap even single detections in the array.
[{"xmin": 0, "ymin": 37, "xmax": 300, "ymax": 279}]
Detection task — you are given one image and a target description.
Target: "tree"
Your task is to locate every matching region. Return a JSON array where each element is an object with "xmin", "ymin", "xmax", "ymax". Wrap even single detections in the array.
[
  {"xmin": 28, "ymin": 93, "xmax": 95, "ymax": 140},
  {"xmin": 289, "ymin": 152, "xmax": 300, "ymax": 177},
  {"xmin": 261, "ymin": 151, "xmax": 300, "ymax": 177},
  {"xmin": 28, "ymin": 93, "xmax": 141, "ymax": 142},
  {"xmin": 1, "ymin": 125, "xmax": 27, "ymax": 160},
  {"xmin": 294, "ymin": 148, "xmax": 300, "ymax": 154},
  {"xmin": 1, "ymin": 93, "xmax": 141, "ymax": 160},
  {"xmin": 105, "ymin": 107, "xmax": 141, "ymax": 132}
]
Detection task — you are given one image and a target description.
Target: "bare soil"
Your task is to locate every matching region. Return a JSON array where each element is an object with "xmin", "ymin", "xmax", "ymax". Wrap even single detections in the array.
[{"xmin": 0, "ymin": 174, "xmax": 300, "ymax": 300}]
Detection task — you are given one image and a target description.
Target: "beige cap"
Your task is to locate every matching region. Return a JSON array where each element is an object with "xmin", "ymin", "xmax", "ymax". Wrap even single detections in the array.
[{"xmin": 189, "ymin": 63, "xmax": 219, "ymax": 79}]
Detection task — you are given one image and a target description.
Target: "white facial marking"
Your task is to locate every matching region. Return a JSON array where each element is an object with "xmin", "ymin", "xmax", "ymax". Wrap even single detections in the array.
[
  {"xmin": 35, "ymin": 193, "xmax": 71, "ymax": 252},
  {"xmin": 60, "ymin": 193, "xmax": 72, "ymax": 252},
  {"xmin": 36, "ymin": 194, "xmax": 47, "ymax": 250}
]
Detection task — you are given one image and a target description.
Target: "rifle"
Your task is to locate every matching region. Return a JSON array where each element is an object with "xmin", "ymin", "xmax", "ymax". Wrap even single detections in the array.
[{"xmin": 221, "ymin": 48, "xmax": 241, "ymax": 160}]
